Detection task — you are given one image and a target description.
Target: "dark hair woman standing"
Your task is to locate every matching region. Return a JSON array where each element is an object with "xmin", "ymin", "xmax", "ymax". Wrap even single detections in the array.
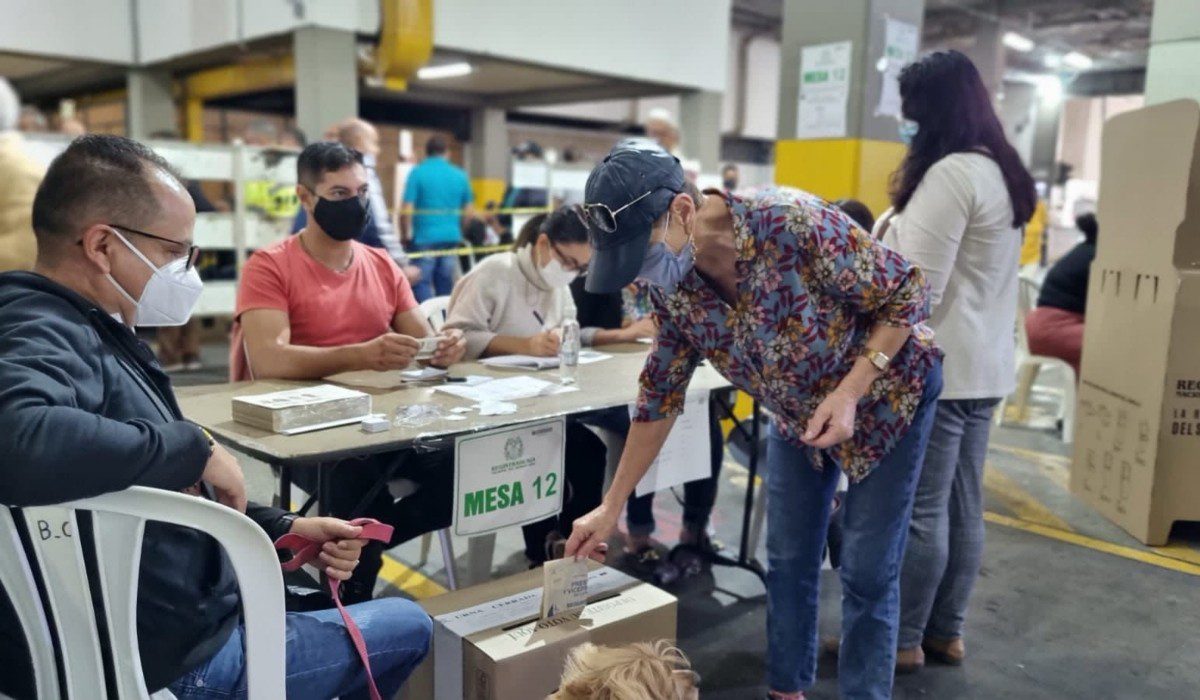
[{"xmin": 874, "ymin": 50, "xmax": 1036, "ymax": 673}]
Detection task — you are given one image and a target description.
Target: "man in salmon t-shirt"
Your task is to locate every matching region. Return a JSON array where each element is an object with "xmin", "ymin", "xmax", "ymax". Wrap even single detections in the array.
[{"xmin": 232, "ymin": 140, "xmax": 466, "ymax": 602}]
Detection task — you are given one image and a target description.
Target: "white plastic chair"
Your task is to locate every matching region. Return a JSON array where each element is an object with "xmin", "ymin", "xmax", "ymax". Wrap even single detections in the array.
[
  {"xmin": 419, "ymin": 295, "xmax": 451, "ymax": 332},
  {"xmin": 415, "ymin": 294, "xmax": 496, "ymax": 587},
  {"xmin": 997, "ymin": 275, "xmax": 1077, "ymax": 443},
  {"xmin": 0, "ymin": 487, "xmax": 286, "ymax": 699}
]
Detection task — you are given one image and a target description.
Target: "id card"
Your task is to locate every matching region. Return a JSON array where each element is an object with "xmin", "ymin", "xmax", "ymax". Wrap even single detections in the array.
[
  {"xmin": 540, "ymin": 557, "xmax": 588, "ymax": 620},
  {"xmin": 415, "ymin": 336, "xmax": 440, "ymax": 360}
]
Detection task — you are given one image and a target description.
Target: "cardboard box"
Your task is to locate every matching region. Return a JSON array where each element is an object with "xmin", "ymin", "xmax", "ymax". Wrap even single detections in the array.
[
  {"xmin": 1070, "ymin": 99, "xmax": 1200, "ymax": 544},
  {"xmin": 399, "ymin": 563, "xmax": 677, "ymax": 700}
]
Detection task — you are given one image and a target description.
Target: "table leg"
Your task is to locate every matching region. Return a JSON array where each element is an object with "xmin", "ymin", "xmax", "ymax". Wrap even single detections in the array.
[
  {"xmin": 318, "ymin": 463, "xmax": 332, "ymax": 517},
  {"xmin": 278, "ymin": 464, "xmax": 292, "ymax": 512},
  {"xmin": 706, "ymin": 397, "xmax": 767, "ymax": 585}
]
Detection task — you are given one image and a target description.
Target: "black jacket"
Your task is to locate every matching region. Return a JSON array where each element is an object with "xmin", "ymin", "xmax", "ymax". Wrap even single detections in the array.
[
  {"xmin": 1037, "ymin": 241, "xmax": 1096, "ymax": 315},
  {"xmin": 0, "ymin": 272, "xmax": 292, "ymax": 696}
]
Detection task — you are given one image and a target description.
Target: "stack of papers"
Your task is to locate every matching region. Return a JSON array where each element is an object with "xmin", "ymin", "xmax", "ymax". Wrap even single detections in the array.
[
  {"xmin": 232, "ymin": 384, "xmax": 371, "ymax": 434},
  {"xmin": 479, "ymin": 351, "xmax": 613, "ymax": 370},
  {"xmin": 479, "ymin": 355, "xmax": 560, "ymax": 370},
  {"xmin": 434, "ymin": 375, "xmax": 578, "ymax": 403}
]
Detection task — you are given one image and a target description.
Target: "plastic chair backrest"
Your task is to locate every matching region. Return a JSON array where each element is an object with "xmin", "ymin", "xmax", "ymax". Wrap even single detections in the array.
[
  {"xmin": 0, "ymin": 487, "xmax": 286, "ymax": 699},
  {"xmin": 419, "ymin": 295, "xmax": 452, "ymax": 332},
  {"xmin": 1015, "ymin": 275, "xmax": 1041, "ymax": 355}
]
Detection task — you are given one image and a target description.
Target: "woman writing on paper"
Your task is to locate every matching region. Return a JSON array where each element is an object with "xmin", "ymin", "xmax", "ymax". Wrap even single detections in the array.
[
  {"xmin": 444, "ymin": 207, "xmax": 624, "ymax": 563},
  {"xmin": 445, "ymin": 208, "xmax": 654, "ymax": 360}
]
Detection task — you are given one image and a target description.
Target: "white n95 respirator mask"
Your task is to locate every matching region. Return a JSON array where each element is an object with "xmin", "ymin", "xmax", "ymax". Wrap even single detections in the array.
[{"xmin": 106, "ymin": 229, "xmax": 204, "ymax": 327}]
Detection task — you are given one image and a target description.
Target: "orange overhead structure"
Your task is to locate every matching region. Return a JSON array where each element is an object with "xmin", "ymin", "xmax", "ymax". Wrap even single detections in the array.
[{"xmin": 376, "ymin": 0, "xmax": 434, "ymax": 91}]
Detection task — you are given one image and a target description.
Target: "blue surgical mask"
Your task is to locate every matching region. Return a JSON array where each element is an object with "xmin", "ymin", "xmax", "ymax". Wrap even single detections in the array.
[
  {"xmin": 898, "ymin": 119, "xmax": 920, "ymax": 146},
  {"xmin": 637, "ymin": 212, "xmax": 695, "ymax": 294}
]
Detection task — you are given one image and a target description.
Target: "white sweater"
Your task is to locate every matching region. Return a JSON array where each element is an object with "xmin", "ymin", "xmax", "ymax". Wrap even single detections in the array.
[
  {"xmin": 445, "ymin": 248, "xmax": 592, "ymax": 360},
  {"xmin": 879, "ymin": 152, "xmax": 1020, "ymax": 400}
]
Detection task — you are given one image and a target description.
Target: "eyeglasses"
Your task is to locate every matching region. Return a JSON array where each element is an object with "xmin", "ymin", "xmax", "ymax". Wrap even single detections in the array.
[
  {"xmin": 576, "ymin": 186, "xmax": 678, "ymax": 233},
  {"xmin": 110, "ymin": 224, "xmax": 201, "ymax": 270},
  {"xmin": 550, "ymin": 240, "xmax": 588, "ymax": 276}
]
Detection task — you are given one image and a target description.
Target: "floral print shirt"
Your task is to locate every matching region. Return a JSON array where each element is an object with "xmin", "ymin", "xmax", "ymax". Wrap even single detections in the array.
[{"xmin": 634, "ymin": 187, "xmax": 942, "ymax": 482}]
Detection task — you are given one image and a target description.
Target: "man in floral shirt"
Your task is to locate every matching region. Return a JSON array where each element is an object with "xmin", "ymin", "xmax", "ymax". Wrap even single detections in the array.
[{"xmin": 565, "ymin": 145, "xmax": 943, "ymax": 700}]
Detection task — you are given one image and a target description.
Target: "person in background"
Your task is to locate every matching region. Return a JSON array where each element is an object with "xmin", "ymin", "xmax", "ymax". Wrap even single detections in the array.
[
  {"xmin": 499, "ymin": 140, "xmax": 551, "ymax": 233},
  {"xmin": 833, "ymin": 198, "xmax": 875, "ymax": 233},
  {"xmin": 443, "ymin": 208, "xmax": 609, "ymax": 563},
  {"xmin": 401, "ymin": 135, "xmax": 473, "ymax": 301},
  {"xmin": 0, "ymin": 134, "xmax": 431, "ymax": 699},
  {"xmin": 57, "ymin": 116, "xmax": 86, "ymax": 137},
  {"xmin": 0, "ymin": 79, "xmax": 45, "ymax": 273},
  {"xmin": 1025, "ymin": 212, "xmax": 1097, "ymax": 377},
  {"xmin": 721, "ymin": 163, "xmax": 740, "ymax": 191},
  {"xmin": 17, "ymin": 105, "xmax": 46, "ymax": 132},
  {"xmin": 233, "ymin": 141, "xmax": 467, "ymax": 600},
  {"xmin": 874, "ymin": 50, "xmax": 1037, "ymax": 674},
  {"xmin": 644, "ymin": 108, "xmax": 681, "ymax": 155},
  {"xmin": 564, "ymin": 145, "xmax": 942, "ymax": 700},
  {"xmin": 336, "ymin": 118, "xmax": 421, "ymax": 286},
  {"xmin": 569, "ymin": 273, "xmax": 724, "ymax": 585},
  {"xmin": 549, "ymin": 641, "xmax": 699, "ymax": 700}
]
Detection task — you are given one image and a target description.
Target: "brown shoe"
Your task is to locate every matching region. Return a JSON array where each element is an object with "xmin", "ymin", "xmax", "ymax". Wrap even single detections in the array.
[
  {"xmin": 922, "ymin": 637, "xmax": 965, "ymax": 666},
  {"xmin": 820, "ymin": 637, "xmax": 841, "ymax": 657},
  {"xmin": 895, "ymin": 646, "xmax": 925, "ymax": 674}
]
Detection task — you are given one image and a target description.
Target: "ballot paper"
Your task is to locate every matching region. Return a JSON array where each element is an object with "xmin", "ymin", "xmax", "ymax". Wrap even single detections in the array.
[
  {"xmin": 434, "ymin": 375, "xmax": 579, "ymax": 403},
  {"xmin": 479, "ymin": 350, "xmax": 611, "ymax": 371},
  {"xmin": 540, "ymin": 558, "xmax": 589, "ymax": 620},
  {"xmin": 476, "ymin": 401, "xmax": 518, "ymax": 416}
]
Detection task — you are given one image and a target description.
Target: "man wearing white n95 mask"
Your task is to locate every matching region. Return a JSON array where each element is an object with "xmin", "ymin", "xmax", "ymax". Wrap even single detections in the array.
[{"xmin": 0, "ymin": 135, "xmax": 431, "ymax": 699}]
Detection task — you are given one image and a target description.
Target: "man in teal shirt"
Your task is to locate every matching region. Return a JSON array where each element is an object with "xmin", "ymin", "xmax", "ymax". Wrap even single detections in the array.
[{"xmin": 401, "ymin": 135, "xmax": 473, "ymax": 300}]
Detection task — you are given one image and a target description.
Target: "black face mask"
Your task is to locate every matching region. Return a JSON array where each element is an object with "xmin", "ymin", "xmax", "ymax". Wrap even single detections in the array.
[
  {"xmin": 312, "ymin": 195, "xmax": 371, "ymax": 241},
  {"xmin": 723, "ymin": 178, "xmax": 738, "ymax": 190}
]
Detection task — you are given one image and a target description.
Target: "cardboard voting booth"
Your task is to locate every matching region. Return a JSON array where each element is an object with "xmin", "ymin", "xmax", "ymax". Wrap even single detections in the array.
[
  {"xmin": 1071, "ymin": 99, "xmax": 1200, "ymax": 545},
  {"xmin": 400, "ymin": 563, "xmax": 677, "ymax": 700}
]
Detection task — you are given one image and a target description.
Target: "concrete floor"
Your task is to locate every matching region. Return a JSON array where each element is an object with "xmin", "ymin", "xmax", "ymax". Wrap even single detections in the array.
[{"xmin": 178, "ymin": 348, "xmax": 1200, "ymax": 699}]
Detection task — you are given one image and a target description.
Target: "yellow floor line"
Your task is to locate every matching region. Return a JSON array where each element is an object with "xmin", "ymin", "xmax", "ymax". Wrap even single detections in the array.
[
  {"xmin": 983, "ymin": 511, "xmax": 1200, "ymax": 577},
  {"xmin": 983, "ymin": 465, "xmax": 1073, "ymax": 532},
  {"xmin": 378, "ymin": 554, "xmax": 448, "ymax": 600},
  {"xmin": 1149, "ymin": 542, "xmax": 1200, "ymax": 567}
]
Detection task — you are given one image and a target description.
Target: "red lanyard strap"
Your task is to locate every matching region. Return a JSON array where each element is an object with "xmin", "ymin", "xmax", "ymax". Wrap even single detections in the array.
[{"xmin": 275, "ymin": 517, "xmax": 395, "ymax": 700}]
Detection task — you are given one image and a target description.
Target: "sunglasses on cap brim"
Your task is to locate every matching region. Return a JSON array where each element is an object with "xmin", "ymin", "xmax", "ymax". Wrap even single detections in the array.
[{"xmin": 575, "ymin": 186, "xmax": 680, "ymax": 233}]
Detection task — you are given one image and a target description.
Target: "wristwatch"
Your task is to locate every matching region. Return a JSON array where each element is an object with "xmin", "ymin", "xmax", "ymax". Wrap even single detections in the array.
[{"xmin": 863, "ymin": 348, "xmax": 892, "ymax": 372}]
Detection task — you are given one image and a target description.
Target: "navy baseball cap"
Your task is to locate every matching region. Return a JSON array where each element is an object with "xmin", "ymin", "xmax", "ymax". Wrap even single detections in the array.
[{"xmin": 581, "ymin": 144, "xmax": 685, "ymax": 293}]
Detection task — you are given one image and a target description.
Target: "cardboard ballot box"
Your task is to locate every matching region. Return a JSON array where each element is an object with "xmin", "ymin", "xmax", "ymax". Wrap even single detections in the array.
[
  {"xmin": 1070, "ymin": 98, "xmax": 1200, "ymax": 545},
  {"xmin": 399, "ymin": 563, "xmax": 676, "ymax": 700}
]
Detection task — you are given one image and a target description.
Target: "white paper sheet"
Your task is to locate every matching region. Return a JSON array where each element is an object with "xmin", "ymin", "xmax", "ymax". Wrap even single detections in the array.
[
  {"xmin": 634, "ymin": 392, "xmax": 713, "ymax": 497},
  {"xmin": 480, "ymin": 350, "xmax": 611, "ymax": 371},
  {"xmin": 479, "ymin": 355, "xmax": 560, "ymax": 370},
  {"xmin": 797, "ymin": 41, "xmax": 852, "ymax": 139},
  {"xmin": 874, "ymin": 18, "xmax": 919, "ymax": 119},
  {"xmin": 434, "ymin": 375, "xmax": 579, "ymax": 403}
]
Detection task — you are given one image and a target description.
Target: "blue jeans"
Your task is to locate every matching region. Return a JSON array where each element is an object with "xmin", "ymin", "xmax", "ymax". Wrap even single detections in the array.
[
  {"xmin": 411, "ymin": 242, "xmax": 460, "ymax": 302},
  {"xmin": 169, "ymin": 597, "xmax": 432, "ymax": 699},
  {"xmin": 898, "ymin": 398, "xmax": 999, "ymax": 649},
  {"xmin": 766, "ymin": 362, "xmax": 941, "ymax": 699}
]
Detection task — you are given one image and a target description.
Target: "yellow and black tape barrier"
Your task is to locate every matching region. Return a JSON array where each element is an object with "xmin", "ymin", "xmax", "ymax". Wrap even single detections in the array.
[{"xmin": 405, "ymin": 244, "xmax": 513, "ymax": 259}]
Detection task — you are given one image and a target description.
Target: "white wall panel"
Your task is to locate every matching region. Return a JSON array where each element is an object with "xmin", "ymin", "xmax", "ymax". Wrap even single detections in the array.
[
  {"xmin": 434, "ymin": 0, "xmax": 731, "ymax": 92},
  {"xmin": 0, "ymin": 0, "xmax": 133, "ymax": 63}
]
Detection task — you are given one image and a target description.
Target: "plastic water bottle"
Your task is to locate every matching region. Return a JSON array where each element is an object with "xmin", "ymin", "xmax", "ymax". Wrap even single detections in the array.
[{"xmin": 559, "ymin": 304, "xmax": 581, "ymax": 384}]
